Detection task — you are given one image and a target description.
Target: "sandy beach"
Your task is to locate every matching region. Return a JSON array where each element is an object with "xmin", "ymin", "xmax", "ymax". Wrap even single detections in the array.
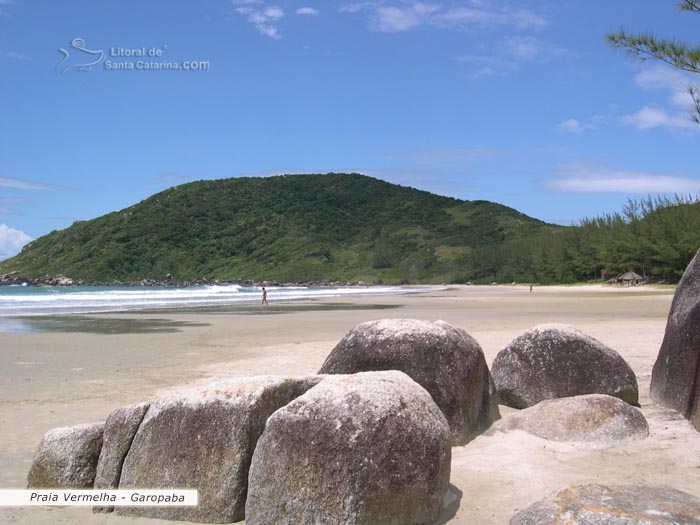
[{"xmin": 1, "ymin": 284, "xmax": 699, "ymax": 524}]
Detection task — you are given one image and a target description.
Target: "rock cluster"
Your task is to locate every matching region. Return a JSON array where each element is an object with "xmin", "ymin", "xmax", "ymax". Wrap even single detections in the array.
[
  {"xmin": 651, "ymin": 247, "xmax": 700, "ymax": 431},
  {"xmin": 1, "ymin": 272, "xmax": 74, "ymax": 286},
  {"xmin": 319, "ymin": 318, "xmax": 500, "ymax": 444},
  {"xmin": 492, "ymin": 324, "xmax": 639, "ymax": 408},
  {"xmin": 0, "ymin": 272, "xmax": 377, "ymax": 288},
  {"xmin": 28, "ymin": 371, "xmax": 453, "ymax": 524}
]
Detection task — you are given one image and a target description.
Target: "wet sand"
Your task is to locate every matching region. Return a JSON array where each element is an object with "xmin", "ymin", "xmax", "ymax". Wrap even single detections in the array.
[{"xmin": 1, "ymin": 284, "xmax": 699, "ymax": 524}]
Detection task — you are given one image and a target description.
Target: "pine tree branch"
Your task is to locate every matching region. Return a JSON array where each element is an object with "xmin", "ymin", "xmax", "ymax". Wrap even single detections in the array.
[
  {"xmin": 678, "ymin": 0, "xmax": 700, "ymax": 13},
  {"xmin": 690, "ymin": 85, "xmax": 700, "ymax": 123},
  {"xmin": 606, "ymin": 29, "xmax": 700, "ymax": 74}
]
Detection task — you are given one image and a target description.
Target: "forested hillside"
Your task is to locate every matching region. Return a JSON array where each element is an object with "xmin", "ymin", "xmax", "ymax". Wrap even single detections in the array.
[{"xmin": 0, "ymin": 173, "xmax": 551, "ymax": 283}]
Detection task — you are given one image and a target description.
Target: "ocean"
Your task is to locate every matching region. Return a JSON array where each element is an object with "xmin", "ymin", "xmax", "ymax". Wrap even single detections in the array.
[{"xmin": 0, "ymin": 284, "xmax": 435, "ymax": 317}]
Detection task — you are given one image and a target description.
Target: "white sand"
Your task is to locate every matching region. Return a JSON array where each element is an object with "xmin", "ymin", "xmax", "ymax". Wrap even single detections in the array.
[{"xmin": 1, "ymin": 284, "xmax": 698, "ymax": 524}]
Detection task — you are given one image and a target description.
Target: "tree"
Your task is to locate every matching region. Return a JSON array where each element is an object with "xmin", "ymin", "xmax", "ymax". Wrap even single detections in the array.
[{"xmin": 607, "ymin": 0, "xmax": 700, "ymax": 122}]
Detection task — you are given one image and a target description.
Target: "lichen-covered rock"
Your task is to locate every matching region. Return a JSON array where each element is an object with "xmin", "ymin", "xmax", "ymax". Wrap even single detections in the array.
[
  {"xmin": 651, "ymin": 248, "xmax": 700, "ymax": 431},
  {"xmin": 318, "ymin": 318, "xmax": 499, "ymax": 444},
  {"xmin": 115, "ymin": 376, "xmax": 322, "ymax": 524},
  {"xmin": 495, "ymin": 394, "xmax": 648, "ymax": 447},
  {"xmin": 511, "ymin": 484, "xmax": 700, "ymax": 524},
  {"xmin": 246, "ymin": 371, "xmax": 452, "ymax": 525},
  {"xmin": 27, "ymin": 422, "xmax": 104, "ymax": 489},
  {"xmin": 93, "ymin": 402, "xmax": 150, "ymax": 513},
  {"xmin": 492, "ymin": 324, "xmax": 639, "ymax": 409}
]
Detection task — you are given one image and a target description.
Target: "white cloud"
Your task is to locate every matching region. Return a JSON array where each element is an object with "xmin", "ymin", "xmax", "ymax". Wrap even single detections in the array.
[
  {"xmin": 0, "ymin": 0, "xmax": 15, "ymax": 17},
  {"xmin": 455, "ymin": 53, "xmax": 516, "ymax": 77},
  {"xmin": 345, "ymin": 1, "xmax": 547, "ymax": 33},
  {"xmin": 0, "ymin": 224, "xmax": 31, "ymax": 261},
  {"xmin": 544, "ymin": 164, "xmax": 700, "ymax": 194},
  {"xmin": 621, "ymin": 64, "xmax": 699, "ymax": 132},
  {"xmin": 435, "ymin": 6, "xmax": 546, "ymax": 30},
  {"xmin": 622, "ymin": 106, "xmax": 696, "ymax": 131},
  {"xmin": 557, "ymin": 65, "xmax": 698, "ymax": 134},
  {"xmin": 456, "ymin": 36, "xmax": 563, "ymax": 78},
  {"xmin": 0, "ymin": 197, "xmax": 23, "ymax": 215},
  {"xmin": 340, "ymin": 2, "xmax": 378, "ymax": 14},
  {"xmin": 503, "ymin": 35, "xmax": 554, "ymax": 61},
  {"xmin": 469, "ymin": 65, "xmax": 497, "ymax": 79},
  {"xmin": 0, "ymin": 51, "xmax": 29, "ymax": 60},
  {"xmin": 297, "ymin": 7, "xmax": 319, "ymax": 16},
  {"xmin": 0, "ymin": 176, "xmax": 66, "ymax": 191},
  {"xmin": 263, "ymin": 6, "xmax": 284, "ymax": 20},
  {"xmin": 233, "ymin": 2, "xmax": 285, "ymax": 38},
  {"xmin": 634, "ymin": 64, "xmax": 692, "ymax": 102},
  {"xmin": 557, "ymin": 119, "xmax": 585, "ymax": 133},
  {"xmin": 507, "ymin": 8, "xmax": 547, "ymax": 29},
  {"xmin": 371, "ymin": 3, "xmax": 440, "ymax": 32}
]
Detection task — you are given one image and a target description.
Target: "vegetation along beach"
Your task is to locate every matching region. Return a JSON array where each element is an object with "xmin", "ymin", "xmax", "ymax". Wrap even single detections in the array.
[{"xmin": 2, "ymin": 1, "xmax": 700, "ymax": 524}]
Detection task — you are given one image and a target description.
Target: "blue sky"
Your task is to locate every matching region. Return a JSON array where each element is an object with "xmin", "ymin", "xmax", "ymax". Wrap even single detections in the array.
[{"xmin": 1, "ymin": 0, "xmax": 699, "ymax": 259}]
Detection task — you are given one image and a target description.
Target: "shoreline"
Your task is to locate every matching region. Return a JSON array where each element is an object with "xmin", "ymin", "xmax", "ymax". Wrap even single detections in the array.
[
  {"xmin": 0, "ymin": 283, "xmax": 440, "ymax": 321},
  {"xmin": 0, "ymin": 283, "xmax": 674, "ymax": 331},
  {"xmin": 2, "ymin": 284, "xmax": 698, "ymax": 524}
]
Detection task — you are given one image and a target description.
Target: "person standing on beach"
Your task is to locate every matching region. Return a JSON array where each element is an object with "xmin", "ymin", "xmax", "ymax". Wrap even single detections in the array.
[{"xmin": 261, "ymin": 286, "xmax": 268, "ymax": 309}]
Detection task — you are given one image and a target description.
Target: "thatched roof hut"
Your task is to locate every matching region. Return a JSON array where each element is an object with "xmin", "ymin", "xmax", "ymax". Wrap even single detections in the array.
[{"xmin": 619, "ymin": 271, "xmax": 644, "ymax": 285}]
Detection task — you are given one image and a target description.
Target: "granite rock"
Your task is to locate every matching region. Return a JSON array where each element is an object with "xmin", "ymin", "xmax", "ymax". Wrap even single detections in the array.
[
  {"xmin": 27, "ymin": 422, "xmax": 104, "ymax": 489},
  {"xmin": 246, "ymin": 371, "xmax": 452, "ymax": 525},
  {"xmin": 511, "ymin": 484, "xmax": 700, "ymax": 524},
  {"xmin": 492, "ymin": 324, "xmax": 638, "ymax": 409},
  {"xmin": 319, "ymin": 318, "xmax": 499, "ymax": 444},
  {"xmin": 651, "ymin": 248, "xmax": 700, "ymax": 431}
]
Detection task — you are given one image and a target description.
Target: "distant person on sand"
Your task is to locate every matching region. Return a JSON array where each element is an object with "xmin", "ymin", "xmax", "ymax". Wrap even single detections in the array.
[
  {"xmin": 529, "ymin": 284, "xmax": 533, "ymax": 294},
  {"xmin": 261, "ymin": 286, "xmax": 268, "ymax": 309}
]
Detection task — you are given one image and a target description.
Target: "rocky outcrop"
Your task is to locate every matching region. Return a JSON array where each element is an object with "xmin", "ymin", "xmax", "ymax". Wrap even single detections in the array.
[
  {"xmin": 0, "ymin": 274, "xmax": 380, "ymax": 288},
  {"xmin": 93, "ymin": 402, "xmax": 150, "ymax": 513},
  {"xmin": 492, "ymin": 324, "xmax": 639, "ymax": 409},
  {"xmin": 651, "ymin": 248, "xmax": 700, "ymax": 431},
  {"xmin": 318, "ymin": 318, "xmax": 500, "ymax": 444},
  {"xmin": 510, "ymin": 484, "xmax": 700, "ymax": 524},
  {"xmin": 494, "ymin": 394, "xmax": 648, "ymax": 447},
  {"xmin": 246, "ymin": 371, "xmax": 452, "ymax": 525},
  {"xmin": 27, "ymin": 422, "xmax": 104, "ymax": 489},
  {"xmin": 115, "ymin": 376, "xmax": 322, "ymax": 523}
]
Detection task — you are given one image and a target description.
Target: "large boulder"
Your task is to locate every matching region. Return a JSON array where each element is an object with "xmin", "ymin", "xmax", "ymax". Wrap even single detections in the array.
[
  {"xmin": 27, "ymin": 422, "xmax": 104, "ymax": 489},
  {"xmin": 115, "ymin": 376, "xmax": 322, "ymax": 523},
  {"xmin": 492, "ymin": 324, "xmax": 639, "ymax": 409},
  {"xmin": 246, "ymin": 371, "xmax": 452, "ymax": 525},
  {"xmin": 318, "ymin": 318, "xmax": 500, "ymax": 444},
  {"xmin": 494, "ymin": 394, "xmax": 648, "ymax": 447},
  {"xmin": 651, "ymin": 248, "xmax": 700, "ymax": 431},
  {"xmin": 93, "ymin": 402, "xmax": 150, "ymax": 513},
  {"xmin": 511, "ymin": 484, "xmax": 700, "ymax": 524}
]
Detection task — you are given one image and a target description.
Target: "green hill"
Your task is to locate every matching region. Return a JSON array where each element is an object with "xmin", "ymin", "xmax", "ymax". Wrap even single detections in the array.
[{"xmin": 0, "ymin": 173, "xmax": 556, "ymax": 284}]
